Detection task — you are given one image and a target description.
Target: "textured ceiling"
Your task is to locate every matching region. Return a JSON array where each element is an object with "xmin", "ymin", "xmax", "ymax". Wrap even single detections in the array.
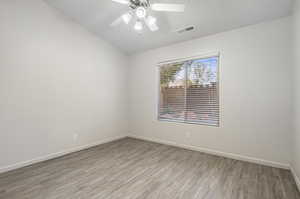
[{"xmin": 45, "ymin": 0, "xmax": 292, "ymax": 54}]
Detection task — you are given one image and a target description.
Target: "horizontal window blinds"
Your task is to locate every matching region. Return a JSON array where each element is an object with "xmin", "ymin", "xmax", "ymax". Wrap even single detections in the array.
[{"xmin": 159, "ymin": 56, "xmax": 219, "ymax": 126}]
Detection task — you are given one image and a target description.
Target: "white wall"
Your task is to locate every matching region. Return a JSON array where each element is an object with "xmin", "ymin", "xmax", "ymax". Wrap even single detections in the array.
[
  {"xmin": 292, "ymin": 0, "xmax": 300, "ymax": 181},
  {"xmin": 129, "ymin": 17, "xmax": 292, "ymax": 167},
  {"xmin": 0, "ymin": 0, "xmax": 294, "ymax": 174},
  {"xmin": 0, "ymin": 0, "xmax": 128, "ymax": 171}
]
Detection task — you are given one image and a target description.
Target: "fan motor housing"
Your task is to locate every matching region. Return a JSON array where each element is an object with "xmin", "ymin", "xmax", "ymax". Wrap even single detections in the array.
[{"xmin": 129, "ymin": 0, "xmax": 150, "ymax": 9}]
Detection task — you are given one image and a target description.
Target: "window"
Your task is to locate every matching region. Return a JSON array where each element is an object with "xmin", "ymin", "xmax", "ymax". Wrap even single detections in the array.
[{"xmin": 158, "ymin": 55, "xmax": 219, "ymax": 126}]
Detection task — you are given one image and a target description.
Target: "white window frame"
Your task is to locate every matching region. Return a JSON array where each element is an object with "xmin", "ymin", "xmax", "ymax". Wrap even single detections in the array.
[{"xmin": 157, "ymin": 52, "xmax": 220, "ymax": 127}]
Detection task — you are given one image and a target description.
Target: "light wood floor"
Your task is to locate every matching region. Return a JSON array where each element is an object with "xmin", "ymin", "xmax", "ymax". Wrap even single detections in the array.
[{"xmin": 0, "ymin": 138, "xmax": 299, "ymax": 199}]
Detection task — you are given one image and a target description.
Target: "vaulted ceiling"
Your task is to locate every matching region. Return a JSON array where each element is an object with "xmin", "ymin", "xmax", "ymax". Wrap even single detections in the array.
[{"xmin": 45, "ymin": 0, "xmax": 292, "ymax": 54}]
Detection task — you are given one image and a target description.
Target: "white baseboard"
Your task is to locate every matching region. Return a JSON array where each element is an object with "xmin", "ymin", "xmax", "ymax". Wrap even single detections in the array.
[
  {"xmin": 0, "ymin": 135, "xmax": 127, "ymax": 174},
  {"xmin": 291, "ymin": 166, "xmax": 300, "ymax": 192},
  {"xmin": 128, "ymin": 134, "xmax": 290, "ymax": 170},
  {"xmin": 0, "ymin": 134, "xmax": 292, "ymax": 175}
]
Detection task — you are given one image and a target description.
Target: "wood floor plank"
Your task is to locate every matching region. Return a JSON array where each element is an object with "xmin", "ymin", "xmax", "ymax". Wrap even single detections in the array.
[{"xmin": 0, "ymin": 138, "xmax": 299, "ymax": 199}]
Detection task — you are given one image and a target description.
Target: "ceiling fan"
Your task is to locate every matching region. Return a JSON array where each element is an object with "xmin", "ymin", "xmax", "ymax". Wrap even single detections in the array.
[{"xmin": 111, "ymin": 0, "xmax": 185, "ymax": 32}]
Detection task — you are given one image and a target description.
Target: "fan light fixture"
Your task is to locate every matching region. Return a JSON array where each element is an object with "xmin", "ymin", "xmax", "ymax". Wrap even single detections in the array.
[
  {"xmin": 134, "ymin": 20, "xmax": 143, "ymax": 31},
  {"xmin": 147, "ymin": 16, "xmax": 156, "ymax": 26},
  {"xmin": 146, "ymin": 16, "xmax": 158, "ymax": 31},
  {"xmin": 122, "ymin": 13, "xmax": 132, "ymax": 24},
  {"xmin": 136, "ymin": 7, "xmax": 146, "ymax": 18},
  {"xmin": 111, "ymin": 0, "xmax": 185, "ymax": 33}
]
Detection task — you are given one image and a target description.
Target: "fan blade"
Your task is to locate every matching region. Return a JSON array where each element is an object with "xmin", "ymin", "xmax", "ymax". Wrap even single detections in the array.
[
  {"xmin": 151, "ymin": 3, "xmax": 185, "ymax": 12},
  {"xmin": 144, "ymin": 16, "xmax": 159, "ymax": 32},
  {"xmin": 110, "ymin": 12, "xmax": 132, "ymax": 27},
  {"xmin": 111, "ymin": 0, "xmax": 129, "ymax": 5},
  {"xmin": 110, "ymin": 15, "xmax": 123, "ymax": 27}
]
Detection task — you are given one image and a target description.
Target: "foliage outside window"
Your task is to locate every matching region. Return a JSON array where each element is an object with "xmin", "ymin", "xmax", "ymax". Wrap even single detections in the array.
[{"xmin": 158, "ymin": 56, "xmax": 219, "ymax": 126}]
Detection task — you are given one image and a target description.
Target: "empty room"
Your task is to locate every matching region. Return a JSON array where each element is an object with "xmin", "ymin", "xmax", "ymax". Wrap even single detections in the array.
[{"xmin": 1, "ymin": 0, "xmax": 300, "ymax": 198}]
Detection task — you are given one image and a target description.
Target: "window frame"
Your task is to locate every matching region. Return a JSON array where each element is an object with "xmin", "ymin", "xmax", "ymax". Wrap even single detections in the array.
[{"xmin": 157, "ymin": 52, "xmax": 220, "ymax": 127}]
